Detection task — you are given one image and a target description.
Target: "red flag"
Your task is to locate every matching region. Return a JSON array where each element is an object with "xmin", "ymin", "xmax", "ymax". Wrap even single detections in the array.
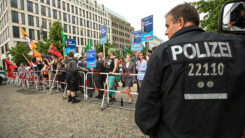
[
  {"xmin": 4, "ymin": 59, "xmax": 17, "ymax": 79},
  {"xmin": 22, "ymin": 54, "xmax": 33, "ymax": 67},
  {"xmin": 48, "ymin": 44, "xmax": 62, "ymax": 58}
]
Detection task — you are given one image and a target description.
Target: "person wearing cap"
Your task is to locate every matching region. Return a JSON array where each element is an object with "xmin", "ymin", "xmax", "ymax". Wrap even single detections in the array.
[
  {"xmin": 66, "ymin": 52, "xmax": 80, "ymax": 103},
  {"xmin": 104, "ymin": 48, "xmax": 119, "ymax": 102}
]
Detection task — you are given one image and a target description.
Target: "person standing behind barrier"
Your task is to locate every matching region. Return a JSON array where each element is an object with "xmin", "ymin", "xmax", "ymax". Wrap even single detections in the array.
[
  {"xmin": 118, "ymin": 57, "xmax": 125, "ymax": 87},
  {"xmin": 41, "ymin": 59, "xmax": 50, "ymax": 89},
  {"xmin": 57, "ymin": 58, "xmax": 66, "ymax": 91},
  {"xmin": 122, "ymin": 54, "xmax": 136, "ymax": 103},
  {"xmin": 136, "ymin": 52, "xmax": 147, "ymax": 89},
  {"xmin": 93, "ymin": 55, "xmax": 104, "ymax": 99},
  {"xmin": 49, "ymin": 55, "xmax": 59, "ymax": 89},
  {"xmin": 66, "ymin": 52, "xmax": 80, "ymax": 103},
  {"xmin": 105, "ymin": 48, "xmax": 119, "ymax": 102}
]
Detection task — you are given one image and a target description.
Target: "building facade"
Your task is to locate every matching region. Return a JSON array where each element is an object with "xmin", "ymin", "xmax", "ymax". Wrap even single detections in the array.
[
  {"xmin": 148, "ymin": 35, "xmax": 163, "ymax": 49},
  {"xmin": 106, "ymin": 8, "xmax": 134, "ymax": 50},
  {"xmin": 0, "ymin": 0, "xmax": 112, "ymax": 68}
]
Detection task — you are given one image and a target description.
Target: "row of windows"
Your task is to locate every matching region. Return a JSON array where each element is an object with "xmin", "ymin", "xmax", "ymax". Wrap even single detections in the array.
[
  {"xmin": 112, "ymin": 22, "xmax": 131, "ymax": 32},
  {"xmin": 11, "ymin": 11, "xmax": 110, "ymax": 33},
  {"xmin": 0, "ymin": 13, "xmax": 8, "ymax": 33},
  {"xmin": 0, "ymin": 0, "xmax": 8, "ymax": 15},
  {"xmin": 0, "ymin": 27, "xmax": 9, "ymax": 45}
]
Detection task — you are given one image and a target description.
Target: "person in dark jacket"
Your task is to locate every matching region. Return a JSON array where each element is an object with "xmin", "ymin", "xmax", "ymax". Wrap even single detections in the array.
[
  {"xmin": 135, "ymin": 3, "xmax": 245, "ymax": 138},
  {"xmin": 93, "ymin": 55, "xmax": 104, "ymax": 99},
  {"xmin": 66, "ymin": 52, "xmax": 80, "ymax": 103}
]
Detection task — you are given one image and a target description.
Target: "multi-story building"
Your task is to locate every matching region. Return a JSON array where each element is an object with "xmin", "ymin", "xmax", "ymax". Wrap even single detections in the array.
[
  {"xmin": 106, "ymin": 8, "xmax": 134, "ymax": 50},
  {"xmin": 0, "ymin": 0, "xmax": 111, "ymax": 68}
]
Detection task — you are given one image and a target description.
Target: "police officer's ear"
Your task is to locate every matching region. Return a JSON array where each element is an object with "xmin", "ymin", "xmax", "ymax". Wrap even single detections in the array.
[{"xmin": 178, "ymin": 17, "xmax": 185, "ymax": 29}]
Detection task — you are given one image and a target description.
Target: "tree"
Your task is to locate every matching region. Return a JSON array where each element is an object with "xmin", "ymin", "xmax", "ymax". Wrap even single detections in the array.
[
  {"xmin": 94, "ymin": 40, "xmax": 115, "ymax": 58},
  {"xmin": 36, "ymin": 20, "xmax": 64, "ymax": 55},
  {"xmin": 9, "ymin": 43, "xmax": 31, "ymax": 66},
  {"xmin": 191, "ymin": 0, "xmax": 233, "ymax": 32}
]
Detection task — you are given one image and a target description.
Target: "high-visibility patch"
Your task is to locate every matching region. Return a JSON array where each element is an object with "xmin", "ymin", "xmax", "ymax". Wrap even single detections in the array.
[{"xmin": 184, "ymin": 93, "xmax": 228, "ymax": 100}]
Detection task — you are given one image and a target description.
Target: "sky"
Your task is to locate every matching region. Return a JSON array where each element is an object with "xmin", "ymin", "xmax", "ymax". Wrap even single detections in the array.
[{"xmin": 97, "ymin": 0, "xmax": 199, "ymax": 41}]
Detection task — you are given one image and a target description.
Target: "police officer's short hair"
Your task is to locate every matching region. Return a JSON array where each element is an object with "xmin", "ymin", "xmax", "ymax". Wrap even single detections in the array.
[{"xmin": 166, "ymin": 3, "xmax": 200, "ymax": 26}]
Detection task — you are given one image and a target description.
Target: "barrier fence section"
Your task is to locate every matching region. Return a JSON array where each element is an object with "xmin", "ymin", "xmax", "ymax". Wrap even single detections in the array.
[
  {"xmin": 6, "ymin": 70, "xmax": 145, "ymax": 111},
  {"xmin": 85, "ymin": 72, "xmax": 144, "ymax": 111}
]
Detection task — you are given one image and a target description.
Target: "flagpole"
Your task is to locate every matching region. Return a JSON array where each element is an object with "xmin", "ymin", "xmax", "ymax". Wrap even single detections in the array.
[{"xmin": 103, "ymin": 44, "xmax": 105, "ymax": 59}]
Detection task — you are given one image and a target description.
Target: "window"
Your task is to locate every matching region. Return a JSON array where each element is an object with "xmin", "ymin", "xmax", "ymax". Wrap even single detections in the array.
[
  {"xmin": 57, "ymin": 0, "xmax": 61, "ymax": 8},
  {"xmin": 75, "ymin": 7, "xmax": 78, "ymax": 15},
  {"xmin": 80, "ymin": 18, "xmax": 83, "ymax": 26},
  {"xmin": 28, "ymin": 15, "xmax": 34, "ymax": 26},
  {"xmin": 63, "ymin": 1, "xmax": 65, "ymax": 10},
  {"xmin": 20, "ymin": 0, "xmax": 24, "ymax": 10},
  {"xmin": 69, "ymin": 25, "xmax": 71, "ymax": 33},
  {"xmin": 81, "ymin": 38, "xmax": 83, "ymax": 45},
  {"xmin": 63, "ymin": 13, "xmax": 67, "ymax": 21},
  {"xmin": 11, "ymin": 11, "xmax": 19, "ymax": 23},
  {"xmin": 5, "ymin": 43, "xmax": 8, "ymax": 53},
  {"xmin": 36, "ymin": 17, "xmax": 39, "ymax": 27},
  {"xmin": 37, "ymin": 30, "xmax": 40, "ymax": 40},
  {"xmin": 71, "ymin": 5, "xmax": 74, "ymax": 13},
  {"xmin": 64, "ymin": 24, "xmax": 67, "ymax": 33},
  {"xmin": 12, "ymin": 26, "xmax": 19, "ymax": 38},
  {"xmin": 11, "ymin": 0, "xmax": 17, "ymax": 8},
  {"xmin": 47, "ymin": 0, "xmax": 50, "ymax": 5},
  {"xmin": 21, "ymin": 13, "xmax": 25, "ymax": 24},
  {"xmin": 41, "ymin": 0, "xmax": 44, "ymax": 3},
  {"xmin": 1, "ymin": 47, "xmax": 4, "ymax": 54},
  {"xmin": 72, "ymin": 16, "xmax": 75, "ymax": 24},
  {"xmin": 53, "ymin": 9, "xmax": 57, "ymax": 19},
  {"xmin": 67, "ymin": 4, "xmax": 70, "ymax": 12},
  {"xmin": 42, "ymin": 31, "xmax": 47, "ymax": 39},
  {"xmin": 35, "ymin": 3, "xmax": 39, "ymax": 14},
  {"xmin": 48, "ymin": 8, "xmax": 51, "ymax": 17},
  {"xmin": 68, "ymin": 15, "xmax": 70, "ymax": 23},
  {"xmin": 52, "ymin": 0, "xmax": 56, "ymax": 7},
  {"xmin": 58, "ymin": 11, "xmax": 61, "ymax": 20},
  {"xmin": 42, "ymin": 18, "xmax": 47, "ymax": 28},
  {"xmin": 29, "ymin": 29, "xmax": 35, "ymax": 40},
  {"xmin": 41, "ymin": 6, "xmax": 46, "ymax": 16},
  {"xmin": 27, "ymin": 1, "xmax": 33, "ymax": 12},
  {"xmin": 73, "ymin": 26, "xmax": 76, "ymax": 34}
]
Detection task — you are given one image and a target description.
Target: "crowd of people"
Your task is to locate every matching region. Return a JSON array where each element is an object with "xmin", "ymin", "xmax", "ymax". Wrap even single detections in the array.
[{"xmin": 16, "ymin": 48, "xmax": 153, "ymax": 104}]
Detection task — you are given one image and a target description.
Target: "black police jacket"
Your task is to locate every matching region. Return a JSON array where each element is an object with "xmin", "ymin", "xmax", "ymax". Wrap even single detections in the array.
[{"xmin": 135, "ymin": 26, "xmax": 245, "ymax": 138}]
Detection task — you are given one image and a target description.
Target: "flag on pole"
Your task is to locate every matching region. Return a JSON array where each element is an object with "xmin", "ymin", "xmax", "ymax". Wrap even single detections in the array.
[
  {"xmin": 85, "ymin": 39, "xmax": 92, "ymax": 52},
  {"xmin": 123, "ymin": 46, "xmax": 131, "ymax": 53},
  {"xmin": 22, "ymin": 54, "xmax": 33, "ymax": 67},
  {"xmin": 61, "ymin": 31, "xmax": 66, "ymax": 47},
  {"xmin": 20, "ymin": 27, "xmax": 42, "ymax": 60},
  {"xmin": 4, "ymin": 59, "xmax": 17, "ymax": 79},
  {"xmin": 48, "ymin": 44, "xmax": 63, "ymax": 58}
]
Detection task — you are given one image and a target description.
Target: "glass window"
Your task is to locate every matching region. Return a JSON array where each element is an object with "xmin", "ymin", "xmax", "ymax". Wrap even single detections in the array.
[
  {"xmin": 41, "ymin": 6, "xmax": 46, "ymax": 16},
  {"xmin": 5, "ymin": 43, "xmax": 8, "ymax": 52},
  {"xmin": 29, "ymin": 29, "xmax": 35, "ymax": 40},
  {"xmin": 37, "ymin": 30, "xmax": 40, "ymax": 40},
  {"xmin": 71, "ymin": 5, "xmax": 74, "ymax": 13},
  {"xmin": 28, "ymin": 15, "xmax": 34, "ymax": 26},
  {"xmin": 12, "ymin": 26, "xmax": 19, "ymax": 38},
  {"xmin": 35, "ymin": 3, "xmax": 39, "ymax": 14},
  {"xmin": 11, "ymin": 0, "xmax": 17, "ymax": 8},
  {"xmin": 72, "ymin": 16, "xmax": 75, "ymax": 24},
  {"xmin": 52, "ymin": 0, "xmax": 55, "ymax": 7},
  {"xmin": 43, "ymin": 31, "xmax": 47, "ymax": 39},
  {"xmin": 67, "ymin": 4, "xmax": 70, "ymax": 12},
  {"xmin": 47, "ymin": 0, "xmax": 50, "ymax": 5},
  {"xmin": 11, "ymin": 11, "xmax": 19, "ymax": 23},
  {"xmin": 68, "ymin": 15, "xmax": 70, "ymax": 23},
  {"xmin": 27, "ymin": 1, "xmax": 33, "ymax": 12},
  {"xmin": 42, "ymin": 18, "xmax": 47, "ymax": 29},
  {"xmin": 63, "ymin": 1, "xmax": 65, "ymax": 10},
  {"xmin": 41, "ymin": 0, "xmax": 44, "ymax": 3},
  {"xmin": 80, "ymin": 18, "xmax": 83, "ymax": 26},
  {"xmin": 53, "ymin": 9, "xmax": 57, "ymax": 19},
  {"xmin": 63, "ymin": 13, "xmax": 67, "ymax": 21},
  {"xmin": 64, "ymin": 24, "xmax": 67, "ymax": 33},
  {"xmin": 58, "ymin": 11, "xmax": 61, "ymax": 20},
  {"xmin": 36, "ymin": 17, "xmax": 39, "ymax": 27},
  {"xmin": 20, "ymin": 0, "xmax": 24, "ymax": 10},
  {"xmin": 73, "ymin": 26, "xmax": 76, "ymax": 34},
  {"xmin": 21, "ymin": 13, "xmax": 25, "ymax": 24},
  {"xmin": 48, "ymin": 8, "xmax": 51, "ymax": 17},
  {"xmin": 75, "ymin": 7, "xmax": 78, "ymax": 15},
  {"xmin": 57, "ymin": 0, "xmax": 61, "ymax": 8},
  {"xmin": 1, "ymin": 47, "xmax": 4, "ymax": 54}
]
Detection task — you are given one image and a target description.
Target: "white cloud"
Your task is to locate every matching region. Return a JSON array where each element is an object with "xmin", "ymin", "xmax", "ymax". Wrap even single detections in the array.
[{"xmin": 97, "ymin": 0, "xmax": 199, "ymax": 41}]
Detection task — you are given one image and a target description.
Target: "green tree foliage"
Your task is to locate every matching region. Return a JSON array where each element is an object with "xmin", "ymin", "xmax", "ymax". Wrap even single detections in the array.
[
  {"xmin": 94, "ymin": 40, "xmax": 115, "ymax": 58},
  {"xmin": 36, "ymin": 20, "xmax": 64, "ymax": 55},
  {"xmin": 9, "ymin": 43, "xmax": 31, "ymax": 66},
  {"xmin": 191, "ymin": 0, "xmax": 233, "ymax": 32}
]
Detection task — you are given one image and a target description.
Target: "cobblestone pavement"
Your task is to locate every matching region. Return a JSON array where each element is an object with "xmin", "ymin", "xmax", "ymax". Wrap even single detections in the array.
[{"xmin": 0, "ymin": 85, "xmax": 147, "ymax": 138}]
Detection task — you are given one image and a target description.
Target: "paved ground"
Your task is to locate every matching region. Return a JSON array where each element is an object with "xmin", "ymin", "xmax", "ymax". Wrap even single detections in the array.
[{"xmin": 0, "ymin": 84, "xmax": 147, "ymax": 138}]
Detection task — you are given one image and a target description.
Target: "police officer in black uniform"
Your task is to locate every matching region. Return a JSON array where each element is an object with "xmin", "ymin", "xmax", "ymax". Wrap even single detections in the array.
[{"xmin": 135, "ymin": 3, "xmax": 245, "ymax": 138}]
